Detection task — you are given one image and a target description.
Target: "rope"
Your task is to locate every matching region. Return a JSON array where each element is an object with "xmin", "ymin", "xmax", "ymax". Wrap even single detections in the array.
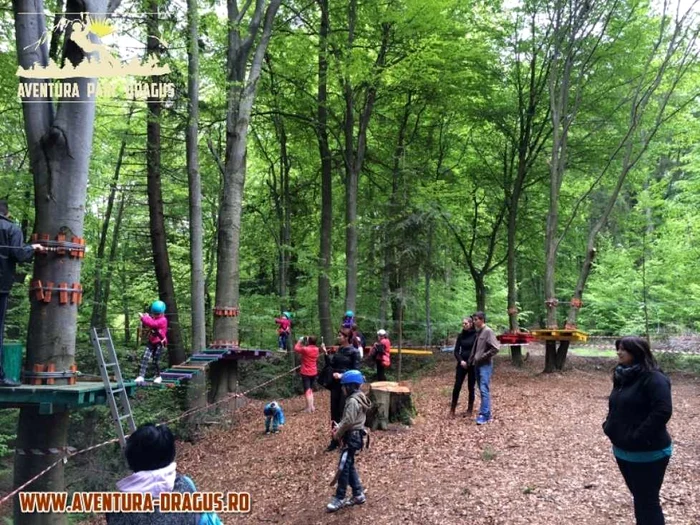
[{"xmin": 0, "ymin": 365, "xmax": 300, "ymax": 508}]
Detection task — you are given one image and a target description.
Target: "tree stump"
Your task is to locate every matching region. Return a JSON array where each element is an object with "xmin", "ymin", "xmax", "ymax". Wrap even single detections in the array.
[{"xmin": 366, "ymin": 381, "xmax": 415, "ymax": 430}]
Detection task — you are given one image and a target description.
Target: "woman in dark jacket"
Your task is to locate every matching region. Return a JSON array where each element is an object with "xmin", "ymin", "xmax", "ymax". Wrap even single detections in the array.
[
  {"xmin": 450, "ymin": 316, "xmax": 477, "ymax": 417},
  {"xmin": 603, "ymin": 336, "xmax": 672, "ymax": 525},
  {"xmin": 323, "ymin": 327, "xmax": 360, "ymax": 452}
]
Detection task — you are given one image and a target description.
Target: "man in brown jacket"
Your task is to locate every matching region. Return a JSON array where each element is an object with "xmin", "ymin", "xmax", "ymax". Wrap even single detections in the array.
[{"xmin": 467, "ymin": 311, "xmax": 500, "ymax": 424}]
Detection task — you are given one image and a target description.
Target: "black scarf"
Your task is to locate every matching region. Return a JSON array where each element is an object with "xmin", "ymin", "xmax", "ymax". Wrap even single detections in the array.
[{"xmin": 613, "ymin": 363, "xmax": 644, "ymax": 387}]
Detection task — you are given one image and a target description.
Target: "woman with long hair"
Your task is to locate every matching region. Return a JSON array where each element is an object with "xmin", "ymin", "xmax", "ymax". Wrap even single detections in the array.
[
  {"xmin": 603, "ymin": 336, "xmax": 673, "ymax": 525},
  {"xmin": 322, "ymin": 327, "xmax": 360, "ymax": 452}
]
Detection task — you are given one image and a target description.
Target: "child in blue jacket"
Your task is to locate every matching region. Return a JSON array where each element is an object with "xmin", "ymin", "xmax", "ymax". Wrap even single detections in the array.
[{"xmin": 264, "ymin": 401, "xmax": 285, "ymax": 434}]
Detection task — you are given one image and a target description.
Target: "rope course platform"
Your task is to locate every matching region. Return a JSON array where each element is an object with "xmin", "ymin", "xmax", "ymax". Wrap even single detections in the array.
[
  {"xmin": 325, "ymin": 345, "xmax": 434, "ymax": 356},
  {"xmin": 136, "ymin": 347, "xmax": 273, "ymax": 387},
  {"xmin": 0, "ymin": 381, "xmax": 137, "ymax": 414},
  {"xmin": 531, "ymin": 329, "xmax": 589, "ymax": 342},
  {"xmin": 497, "ymin": 332, "xmax": 536, "ymax": 345}
]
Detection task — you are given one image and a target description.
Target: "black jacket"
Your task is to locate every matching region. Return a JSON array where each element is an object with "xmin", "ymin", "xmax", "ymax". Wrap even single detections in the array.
[
  {"xmin": 453, "ymin": 328, "xmax": 477, "ymax": 363},
  {"xmin": 326, "ymin": 345, "xmax": 360, "ymax": 373},
  {"xmin": 603, "ymin": 369, "xmax": 672, "ymax": 452},
  {"xmin": 0, "ymin": 215, "xmax": 34, "ymax": 293}
]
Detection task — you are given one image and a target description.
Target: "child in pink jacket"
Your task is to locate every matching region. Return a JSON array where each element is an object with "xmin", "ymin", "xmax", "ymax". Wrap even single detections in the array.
[{"xmin": 135, "ymin": 300, "xmax": 168, "ymax": 384}]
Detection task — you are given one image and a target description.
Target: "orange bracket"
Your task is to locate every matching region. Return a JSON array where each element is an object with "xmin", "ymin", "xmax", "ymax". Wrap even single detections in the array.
[
  {"xmin": 43, "ymin": 281, "xmax": 54, "ymax": 303},
  {"xmin": 30, "ymin": 280, "xmax": 45, "ymax": 302},
  {"xmin": 570, "ymin": 298, "xmax": 583, "ymax": 308},
  {"xmin": 58, "ymin": 282, "xmax": 69, "ymax": 305},
  {"xmin": 56, "ymin": 234, "xmax": 66, "ymax": 255},
  {"xmin": 70, "ymin": 237, "xmax": 85, "ymax": 259}
]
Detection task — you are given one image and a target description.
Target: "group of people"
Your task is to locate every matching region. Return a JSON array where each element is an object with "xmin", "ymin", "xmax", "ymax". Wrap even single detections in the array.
[
  {"xmin": 450, "ymin": 312, "xmax": 500, "ymax": 424},
  {"xmin": 0, "ymin": 197, "xmax": 676, "ymax": 523}
]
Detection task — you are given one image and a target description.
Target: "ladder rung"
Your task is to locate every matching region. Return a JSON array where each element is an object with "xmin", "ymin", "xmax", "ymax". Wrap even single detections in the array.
[
  {"xmin": 103, "ymin": 362, "xmax": 118, "ymax": 367},
  {"xmin": 117, "ymin": 414, "xmax": 131, "ymax": 421},
  {"xmin": 111, "ymin": 388, "xmax": 124, "ymax": 394}
]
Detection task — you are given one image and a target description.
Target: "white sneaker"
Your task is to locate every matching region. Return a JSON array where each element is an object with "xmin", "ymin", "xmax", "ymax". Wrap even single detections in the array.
[
  {"xmin": 135, "ymin": 376, "xmax": 145, "ymax": 384},
  {"xmin": 153, "ymin": 376, "xmax": 162, "ymax": 384}
]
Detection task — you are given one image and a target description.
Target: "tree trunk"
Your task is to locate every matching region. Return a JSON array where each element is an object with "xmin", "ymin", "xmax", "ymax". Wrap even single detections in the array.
[
  {"xmin": 13, "ymin": 2, "xmax": 122, "ymax": 522},
  {"xmin": 474, "ymin": 274, "xmax": 486, "ymax": 312},
  {"xmin": 425, "ymin": 223, "xmax": 432, "ymax": 347},
  {"xmin": 92, "ymin": 104, "xmax": 132, "ymax": 329},
  {"xmin": 316, "ymin": 0, "xmax": 332, "ymax": 343},
  {"xmin": 211, "ymin": 0, "xmax": 282, "ymax": 401},
  {"xmin": 544, "ymin": 340, "xmax": 557, "ymax": 373},
  {"xmin": 365, "ymin": 382, "xmax": 415, "ymax": 429},
  {"xmin": 99, "ymin": 190, "xmax": 126, "ymax": 328},
  {"xmin": 146, "ymin": 4, "xmax": 185, "ymax": 365},
  {"xmin": 186, "ymin": 0, "xmax": 206, "ymax": 353}
]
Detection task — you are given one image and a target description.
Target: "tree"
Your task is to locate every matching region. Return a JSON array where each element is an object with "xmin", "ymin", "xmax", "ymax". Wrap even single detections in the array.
[
  {"xmin": 12, "ymin": 2, "xmax": 121, "ymax": 522},
  {"xmin": 210, "ymin": 0, "xmax": 282, "ymax": 401},
  {"xmin": 146, "ymin": 0, "xmax": 185, "ymax": 365},
  {"xmin": 187, "ymin": 0, "xmax": 205, "ymax": 352}
]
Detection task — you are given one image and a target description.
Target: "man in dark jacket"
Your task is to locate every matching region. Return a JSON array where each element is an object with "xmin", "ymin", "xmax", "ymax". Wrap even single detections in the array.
[
  {"xmin": 467, "ymin": 312, "xmax": 500, "ymax": 424},
  {"xmin": 450, "ymin": 317, "xmax": 477, "ymax": 417},
  {"xmin": 0, "ymin": 200, "xmax": 44, "ymax": 386}
]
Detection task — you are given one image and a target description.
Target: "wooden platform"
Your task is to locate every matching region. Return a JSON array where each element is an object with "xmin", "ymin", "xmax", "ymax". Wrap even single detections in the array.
[
  {"xmin": 530, "ymin": 329, "xmax": 589, "ymax": 342},
  {"xmin": 389, "ymin": 348, "xmax": 433, "ymax": 356},
  {"xmin": 0, "ymin": 381, "xmax": 137, "ymax": 414}
]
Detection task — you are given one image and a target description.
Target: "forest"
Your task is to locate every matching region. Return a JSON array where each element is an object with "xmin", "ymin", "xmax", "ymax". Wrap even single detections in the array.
[{"xmin": 0, "ymin": 0, "xmax": 699, "ymax": 522}]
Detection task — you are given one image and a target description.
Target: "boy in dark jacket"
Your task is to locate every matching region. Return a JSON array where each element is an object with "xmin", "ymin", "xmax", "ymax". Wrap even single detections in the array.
[
  {"xmin": 450, "ymin": 316, "xmax": 477, "ymax": 416},
  {"xmin": 327, "ymin": 370, "xmax": 371, "ymax": 513}
]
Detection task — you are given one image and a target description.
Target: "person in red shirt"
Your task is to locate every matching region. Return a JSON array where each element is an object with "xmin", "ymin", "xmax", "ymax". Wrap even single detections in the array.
[
  {"xmin": 274, "ymin": 312, "xmax": 292, "ymax": 352},
  {"xmin": 367, "ymin": 329, "xmax": 391, "ymax": 381},
  {"xmin": 135, "ymin": 300, "xmax": 168, "ymax": 384},
  {"xmin": 294, "ymin": 335, "xmax": 320, "ymax": 412}
]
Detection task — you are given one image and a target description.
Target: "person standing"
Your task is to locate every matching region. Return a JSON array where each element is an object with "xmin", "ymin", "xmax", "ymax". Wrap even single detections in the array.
[
  {"xmin": 0, "ymin": 200, "xmax": 45, "ymax": 387},
  {"xmin": 367, "ymin": 329, "xmax": 391, "ymax": 381},
  {"xmin": 294, "ymin": 335, "xmax": 320, "ymax": 412},
  {"xmin": 467, "ymin": 312, "xmax": 499, "ymax": 425},
  {"xmin": 322, "ymin": 327, "xmax": 360, "ymax": 452},
  {"xmin": 450, "ymin": 316, "xmax": 477, "ymax": 417},
  {"xmin": 603, "ymin": 336, "xmax": 672, "ymax": 525},
  {"xmin": 135, "ymin": 300, "xmax": 168, "ymax": 385}
]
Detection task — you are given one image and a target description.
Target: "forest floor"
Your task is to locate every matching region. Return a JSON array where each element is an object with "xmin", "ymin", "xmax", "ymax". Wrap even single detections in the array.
[{"xmin": 171, "ymin": 354, "xmax": 700, "ymax": 525}]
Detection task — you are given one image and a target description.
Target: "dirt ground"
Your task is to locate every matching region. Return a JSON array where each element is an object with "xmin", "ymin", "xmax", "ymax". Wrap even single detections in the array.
[{"xmin": 174, "ymin": 355, "xmax": 700, "ymax": 525}]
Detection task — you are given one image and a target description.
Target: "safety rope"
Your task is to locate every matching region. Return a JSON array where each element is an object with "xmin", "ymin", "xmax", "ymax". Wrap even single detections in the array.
[{"xmin": 0, "ymin": 365, "xmax": 300, "ymax": 508}]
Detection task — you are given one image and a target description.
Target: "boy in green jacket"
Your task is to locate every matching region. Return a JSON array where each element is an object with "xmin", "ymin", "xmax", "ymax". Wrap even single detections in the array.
[{"xmin": 327, "ymin": 370, "xmax": 371, "ymax": 512}]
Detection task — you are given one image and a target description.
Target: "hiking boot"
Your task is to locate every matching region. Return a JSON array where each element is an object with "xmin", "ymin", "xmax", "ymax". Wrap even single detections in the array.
[
  {"xmin": 466, "ymin": 406, "xmax": 473, "ymax": 417},
  {"xmin": 153, "ymin": 376, "xmax": 162, "ymax": 384},
  {"xmin": 449, "ymin": 407, "xmax": 456, "ymax": 418},
  {"xmin": 476, "ymin": 415, "xmax": 492, "ymax": 425},
  {"xmin": 325, "ymin": 441, "xmax": 338, "ymax": 453},
  {"xmin": 135, "ymin": 376, "xmax": 145, "ymax": 384},
  {"xmin": 351, "ymin": 492, "xmax": 366, "ymax": 505},
  {"xmin": 326, "ymin": 497, "xmax": 345, "ymax": 513}
]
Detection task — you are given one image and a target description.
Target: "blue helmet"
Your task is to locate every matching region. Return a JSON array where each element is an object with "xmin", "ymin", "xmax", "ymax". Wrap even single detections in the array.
[
  {"xmin": 151, "ymin": 300, "xmax": 166, "ymax": 314},
  {"xmin": 283, "ymin": 311, "xmax": 292, "ymax": 319},
  {"xmin": 345, "ymin": 310, "xmax": 354, "ymax": 318},
  {"xmin": 340, "ymin": 370, "xmax": 364, "ymax": 385}
]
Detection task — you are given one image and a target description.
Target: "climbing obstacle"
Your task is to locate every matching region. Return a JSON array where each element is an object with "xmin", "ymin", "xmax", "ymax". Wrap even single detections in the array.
[
  {"xmin": 0, "ymin": 381, "xmax": 137, "ymax": 415},
  {"xmin": 496, "ymin": 332, "xmax": 536, "ymax": 345},
  {"xmin": 530, "ymin": 329, "xmax": 589, "ymax": 342}
]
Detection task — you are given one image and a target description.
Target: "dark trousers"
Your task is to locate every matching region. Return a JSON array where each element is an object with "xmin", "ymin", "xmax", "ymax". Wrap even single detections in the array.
[
  {"xmin": 0, "ymin": 293, "xmax": 7, "ymax": 376},
  {"xmin": 451, "ymin": 363, "xmax": 475, "ymax": 412},
  {"xmin": 335, "ymin": 447, "xmax": 363, "ymax": 499},
  {"xmin": 616, "ymin": 456, "xmax": 670, "ymax": 525},
  {"xmin": 376, "ymin": 362, "xmax": 386, "ymax": 381},
  {"xmin": 329, "ymin": 381, "xmax": 346, "ymax": 447},
  {"xmin": 138, "ymin": 342, "xmax": 163, "ymax": 378}
]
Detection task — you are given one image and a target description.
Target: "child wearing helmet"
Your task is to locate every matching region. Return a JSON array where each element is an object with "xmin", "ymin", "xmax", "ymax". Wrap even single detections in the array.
[
  {"xmin": 367, "ymin": 329, "xmax": 391, "ymax": 381},
  {"xmin": 274, "ymin": 312, "xmax": 292, "ymax": 352},
  {"xmin": 135, "ymin": 300, "xmax": 168, "ymax": 384},
  {"xmin": 342, "ymin": 310, "xmax": 355, "ymax": 329},
  {"xmin": 263, "ymin": 401, "xmax": 286, "ymax": 434},
  {"xmin": 327, "ymin": 370, "xmax": 371, "ymax": 512}
]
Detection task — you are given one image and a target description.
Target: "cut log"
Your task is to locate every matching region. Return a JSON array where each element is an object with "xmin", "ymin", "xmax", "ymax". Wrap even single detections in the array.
[{"xmin": 366, "ymin": 381, "xmax": 415, "ymax": 430}]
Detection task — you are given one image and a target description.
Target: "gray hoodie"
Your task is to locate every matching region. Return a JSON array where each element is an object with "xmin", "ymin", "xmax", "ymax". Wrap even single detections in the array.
[{"xmin": 335, "ymin": 390, "xmax": 372, "ymax": 441}]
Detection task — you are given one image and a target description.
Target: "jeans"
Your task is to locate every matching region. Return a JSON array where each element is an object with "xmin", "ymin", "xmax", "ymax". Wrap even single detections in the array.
[
  {"xmin": 616, "ymin": 456, "xmax": 670, "ymax": 525},
  {"xmin": 335, "ymin": 447, "xmax": 363, "ymax": 499},
  {"xmin": 475, "ymin": 361, "xmax": 493, "ymax": 419},
  {"xmin": 265, "ymin": 414, "xmax": 283, "ymax": 432},
  {"xmin": 0, "ymin": 293, "xmax": 7, "ymax": 376},
  {"xmin": 278, "ymin": 332, "xmax": 289, "ymax": 350},
  {"xmin": 451, "ymin": 363, "xmax": 475, "ymax": 412}
]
